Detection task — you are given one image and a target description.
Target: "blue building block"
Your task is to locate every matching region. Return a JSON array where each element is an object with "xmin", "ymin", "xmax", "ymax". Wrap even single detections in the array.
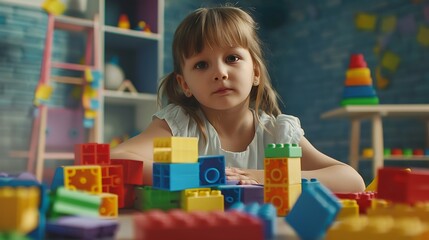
[
  {"xmin": 342, "ymin": 86, "xmax": 377, "ymax": 98},
  {"xmin": 198, "ymin": 155, "xmax": 226, "ymax": 186},
  {"xmin": 152, "ymin": 163, "xmax": 200, "ymax": 191},
  {"xmin": 285, "ymin": 180, "xmax": 341, "ymax": 240},
  {"xmin": 301, "ymin": 178, "xmax": 322, "ymax": 191},
  {"xmin": 265, "ymin": 143, "xmax": 302, "ymax": 158},
  {"xmin": 229, "ymin": 202, "xmax": 277, "ymax": 240},
  {"xmin": 216, "ymin": 185, "xmax": 242, "ymax": 209},
  {"xmin": 51, "ymin": 167, "xmax": 64, "ymax": 191}
]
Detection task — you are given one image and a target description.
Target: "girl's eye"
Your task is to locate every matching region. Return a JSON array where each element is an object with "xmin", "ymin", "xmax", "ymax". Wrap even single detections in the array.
[
  {"xmin": 194, "ymin": 61, "xmax": 208, "ymax": 69},
  {"xmin": 226, "ymin": 55, "xmax": 239, "ymax": 63}
]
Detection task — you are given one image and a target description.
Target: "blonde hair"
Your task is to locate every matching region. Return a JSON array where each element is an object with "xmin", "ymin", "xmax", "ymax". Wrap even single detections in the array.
[{"xmin": 158, "ymin": 5, "xmax": 282, "ymax": 141}]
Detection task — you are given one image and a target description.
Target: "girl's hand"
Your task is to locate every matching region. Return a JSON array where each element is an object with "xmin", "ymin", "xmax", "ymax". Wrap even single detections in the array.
[{"xmin": 225, "ymin": 167, "xmax": 259, "ymax": 185}]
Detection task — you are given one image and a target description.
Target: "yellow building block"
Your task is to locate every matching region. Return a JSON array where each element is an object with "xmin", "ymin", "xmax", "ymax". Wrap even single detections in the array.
[
  {"xmin": 328, "ymin": 215, "xmax": 429, "ymax": 240},
  {"xmin": 99, "ymin": 193, "xmax": 118, "ymax": 218},
  {"xmin": 346, "ymin": 68, "xmax": 371, "ymax": 78},
  {"xmin": 264, "ymin": 184, "xmax": 301, "ymax": 216},
  {"xmin": 182, "ymin": 188, "xmax": 224, "ymax": 212},
  {"xmin": 355, "ymin": 13, "xmax": 377, "ymax": 31},
  {"xmin": 153, "ymin": 137, "xmax": 198, "ymax": 163},
  {"xmin": 0, "ymin": 187, "xmax": 39, "ymax": 233},
  {"xmin": 64, "ymin": 165, "xmax": 102, "ymax": 194},
  {"xmin": 264, "ymin": 157, "xmax": 301, "ymax": 186},
  {"xmin": 41, "ymin": 0, "xmax": 66, "ymax": 15},
  {"xmin": 337, "ymin": 199, "xmax": 359, "ymax": 221}
]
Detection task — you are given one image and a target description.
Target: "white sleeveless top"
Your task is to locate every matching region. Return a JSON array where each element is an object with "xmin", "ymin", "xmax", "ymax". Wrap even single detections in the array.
[{"xmin": 153, "ymin": 104, "xmax": 304, "ymax": 170}]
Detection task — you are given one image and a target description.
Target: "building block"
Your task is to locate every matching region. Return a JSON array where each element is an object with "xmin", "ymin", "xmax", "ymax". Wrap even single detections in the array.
[
  {"xmin": 99, "ymin": 193, "xmax": 118, "ymax": 218},
  {"xmin": 241, "ymin": 184, "xmax": 264, "ymax": 205},
  {"xmin": 63, "ymin": 165, "xmax": 102, "ymax": 194},
  {"xmin": 285, "ymin": 181, "xmax": 341, "ymax": 240},
  {"xmin": 198, "ymin": 155, "xmax": 226, "ymax": 186},
  {"xmin": 46, "ymin": 216, "xmax": 118, "ymax": 239},
  {"xmin": 110, "ymin": 159, "xmax": 143, "ymax": 185},
  {"xmin": 101, "ymin": 165, "xmax": 123, "ymax": 193},
  {"xmin": 377, "ymin": 167, "xmax": 429, "ymax": 204},
  {"xmin": 264, "ymin": 143, "xmax": 302, "ymax": 158},
  {"xmin": 0, "ymin": 186, "xmax": 39, "ymax": 233},
  {"xmin": 0, "ymin": 178, "xmax": 49, "ymax": 240},
  {"xmin": 264, "ymin": 157, "xmax": 301, "ymax": 186},
  {"xmin": 134, "ymin": 186, "xmax": 181, "ymax": 211},
  {"xmin": 75, "ymin": 143, "xmax": 110, "ymax": 165},
  {"xmin": 229, "ymin": 202, "xmax": 277, "ymax": 240},
  {"xmin": 152, "ymin": 163, "xmax": 199, "ymax": 191},
  {"xmin": 326, "ymin": 215, "xmax": 429, "ymax": 240},
  {"xmin": 182, "ymin": 188, "xmax": 224, "ymax": 212},
  {"xmin": 153, "ymin": 137, "xmax": 198, "ymax": 163},
  {"xmin": 335, "ymin": 191, "xmax": 375, "ymax": 214},
  {"xmin": 133, "ymin": 210, "xmax": 264, "ymax": 240},
  {"xmin": 0, "ymin": 232, "xmax": 29, "ymax": 240},
  {"xmin": 216, "ymin": 185, "xmax": 242, "ymax": 209},
  {"xmin": 50, "ymin": 187, "xmax": 101, "ymax": 218},
  {"xmin": 122, "ymin": 184, "xmax": 136, "ymax": 208},
  {"xmin": 264, "ymin": 184, "xmax": 301, "ymax": 216},
  {"xmin": 337, "ymin": 199, "xmax": 359, "ymax": 220},
  {"xmin": 41, "ymin": 0, "xmax": 66, "ymax": 15}
]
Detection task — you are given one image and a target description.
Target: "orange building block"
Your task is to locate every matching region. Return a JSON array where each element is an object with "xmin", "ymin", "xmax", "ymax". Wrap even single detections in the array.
[
  {"xmin": 264, "ymin": 184, "xmax": 301, "ymax": 216},
  {"xmin": 264, "ymin": 157, "xmax": 301, "ymax": 186}
]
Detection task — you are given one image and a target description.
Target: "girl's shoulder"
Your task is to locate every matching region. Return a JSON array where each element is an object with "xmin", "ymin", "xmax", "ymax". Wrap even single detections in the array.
[
  {"xmin": 152, "ymin": 104, "xmax": 198, "ymax": 137},
  {"xmin": 258, "ymin": 111, "xmax": 305, "ymax": 144}
]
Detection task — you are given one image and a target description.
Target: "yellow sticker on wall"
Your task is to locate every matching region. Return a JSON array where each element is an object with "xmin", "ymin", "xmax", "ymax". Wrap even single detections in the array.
[
  {"xmin": 381, "ymin": 16, "xmax": 396, "ymax": 33},
  {"xmin": 381, "ymin": 51, "xmax": 400, "ymax": 72},
  {"xmin": 355, "ymin": 13, "xmax": 377, "ymax": 31},
  {"xmin": 417, "ymin": 25, "xmax": 429, "ymax": 46}
]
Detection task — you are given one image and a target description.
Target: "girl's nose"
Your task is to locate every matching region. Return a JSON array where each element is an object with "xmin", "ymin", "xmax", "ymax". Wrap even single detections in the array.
[{"xmin": 213, "ymin": 62, "xmax": 228, "ymax": 81}]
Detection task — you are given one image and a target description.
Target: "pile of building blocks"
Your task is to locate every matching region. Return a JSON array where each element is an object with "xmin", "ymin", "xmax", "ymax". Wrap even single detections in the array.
[
  {"xmin": 340, "ymin": 54, "xmax": 379, "ymax": 106},
  {"xmin": 264, "ymin": 143, "xmax": 302, "ymax": 216},
  {"xmin": 329, "ymin": 167, "xmax": 429, "ymax": 238}
]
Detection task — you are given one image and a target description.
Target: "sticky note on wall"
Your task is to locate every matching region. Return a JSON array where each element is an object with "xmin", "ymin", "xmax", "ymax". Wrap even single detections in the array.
[
  {"xmin": 381, "ymin": 16, "xmax": 396, "ymax": 33},
  {"xmin": 417, "ymin": 25, "xmax": 429, "ymax": 46},
  {"xmin": 355, "ymin": 13, "xmax": 377, "ymax": 31},
  {"xmin": 381, "ymin": 51, "xmax": 400, "ymax": 72}
]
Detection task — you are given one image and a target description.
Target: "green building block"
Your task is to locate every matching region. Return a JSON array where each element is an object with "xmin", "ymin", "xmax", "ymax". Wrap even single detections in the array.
[
  {"xmin": 265, "ymin": 143, "xmax": 302, "ymax": 158},
  {"xmin": 340, "ymin": 97, "xmax": 379, "ymax": 106},
  {"xmin": 49, "ymin": 187, "xmax": 101, "ymax": 218},
  {"xmin": 134, "ymin": 186, "xmax": 180, "ymax": 211}
]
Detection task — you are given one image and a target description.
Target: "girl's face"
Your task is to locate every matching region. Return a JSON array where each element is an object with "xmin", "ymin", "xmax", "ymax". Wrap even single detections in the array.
[{"xmin": 176, "ymin": 46, "xmax": 260, "ymax": 111}]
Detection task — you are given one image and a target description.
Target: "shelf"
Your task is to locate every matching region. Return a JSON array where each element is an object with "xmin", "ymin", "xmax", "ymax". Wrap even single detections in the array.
[
  {"xmin": 104, "ymin": 25, "xmax": 160, "ymax": 40},
  {"xmin": 361, "ymin": 156, "xmax": 429, "ymax": 161},
  {"xmin": 103, "ymin": 90, "xmax": 157, "ymax": 105},
  {"xmin": 54, "ymin": 15, "xmax": 97, "ymax": 32},
  {"xmin": 321, "ymin": 104, "xmax": 429, "ymax": 119},
  {"xmin": 9, "ymin": 151, "xmax": 74, "ymax": 160}
]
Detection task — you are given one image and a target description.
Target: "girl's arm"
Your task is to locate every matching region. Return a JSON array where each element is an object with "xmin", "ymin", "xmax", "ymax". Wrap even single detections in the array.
[
  {"xmin": 229, "ymin": 137, "xmax": 365, "ymax": 193},
  {"xmin": 300, "ymin": 137, "xmax": 365, "ymax": 193},
  {"xmin": 110, "ymin": 118, "xmax": 172, "ymax": 185}
]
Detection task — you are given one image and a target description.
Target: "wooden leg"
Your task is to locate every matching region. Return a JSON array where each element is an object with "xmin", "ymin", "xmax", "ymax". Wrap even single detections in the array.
[
  {"xmin": 349, "ymin": 119, "xmax": 361, "ymax": 170},
  {"xmin": 371, "ymin": 115, "xmax": 384, "ymax": 178},
  {"xmin": 35, "ymin": 106, "xmax": 48, "ymax": 182}
]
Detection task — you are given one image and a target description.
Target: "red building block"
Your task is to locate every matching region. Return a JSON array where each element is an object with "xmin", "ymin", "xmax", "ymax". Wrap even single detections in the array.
[
  {"xmin": 111, "ymin": 159, "xmax": 143, "ymax": 185},
  {"xmin": 101, "ymin": 165, "xmax": 123, "ymax": 192},
  {"xmin": 378, "ymin": 167, "xmax": 429, "ymax": 204},
  {"xmin": 335, "ymin": 192, "xmax": 376, "ymax": 214},
  {"xmin": 75, "ymin": 143, "xmax": 110, "ymax": 165},
  {"xmin": 134, "ymin": 210, "xmax": 263, "ymax": 240}
]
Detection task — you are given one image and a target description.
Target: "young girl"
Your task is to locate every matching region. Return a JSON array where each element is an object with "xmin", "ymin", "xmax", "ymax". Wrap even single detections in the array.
[{"xmin": 111, "ymin": 6, "xmax": 365, "ymax": 193}]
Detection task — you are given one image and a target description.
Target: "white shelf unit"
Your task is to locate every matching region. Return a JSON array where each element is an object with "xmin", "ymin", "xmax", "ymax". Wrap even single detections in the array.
[{"xmin": 97, "ymin": 0, "xmax": 164, "ymax": 143}]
